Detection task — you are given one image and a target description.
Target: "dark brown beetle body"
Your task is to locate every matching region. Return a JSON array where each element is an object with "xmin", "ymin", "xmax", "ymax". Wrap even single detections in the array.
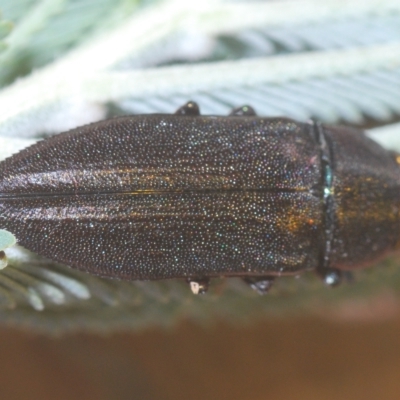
[{"xmin": 0, "ymin": 102, "xmax": 399, "ymax": 293}]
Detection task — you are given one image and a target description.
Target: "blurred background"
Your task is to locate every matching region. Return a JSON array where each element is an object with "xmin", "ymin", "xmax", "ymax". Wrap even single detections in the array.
[
  {"xmin": 0, "ymin": 0, "xmax": 400, "ymax": 398},
  {"xmin": 3, "ymin": 317, "xmax": 400, "ymax": 400}
]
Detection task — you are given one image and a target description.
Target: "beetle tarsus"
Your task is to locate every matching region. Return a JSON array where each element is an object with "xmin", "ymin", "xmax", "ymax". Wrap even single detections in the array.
[
  {"xmin": 316, "ymin": 267, "xmax": 342, "ymax": 287},
  {"xmin": 243, "ymin": 276, "xmax": 275, "ymax": 295},
  {"xmin": 175, "ymin": 101, "xmax": 200, "ymax": 116},
  {"xmin": 187, "ymin": 277, "xmax": 210, "ymax": 294},
  {"xmin": 229, "ymin": 105, "xmax": 257, "ymax": 116}
]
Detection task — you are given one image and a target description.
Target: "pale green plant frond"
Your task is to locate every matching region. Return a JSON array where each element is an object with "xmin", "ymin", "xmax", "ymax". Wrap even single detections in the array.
[
  {"xmin": 0, "ymin": 1, "xmax": 399, "ymax": 142},
  {"xmin": 0, "ymin": 0, "xmax": 147, "ymax": 86},
  {"xmin": 0, "ymin": 11, "xmax": 13, "ymax": 53}
]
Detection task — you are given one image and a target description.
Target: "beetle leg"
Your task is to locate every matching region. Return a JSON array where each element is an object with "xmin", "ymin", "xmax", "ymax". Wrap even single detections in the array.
[
  {"xmin": 0, "ymin": 251, "xmax": 8, "ymax": 270},
  {"xmin": 316, "ymin": 267, "xmax": 342, "ymax": 287},
  {"xmin": 175, "ymin": 101, "xmax": 200, "ymax": 116},
  {"xmin": 186, "ymin": 277, "xmax": 210, "ymax": 294},
  {"xmin": 242, "ymin": 276, "xmax": 275, "ymax": 295},
  {"xmin": 229, "ymin": 105, "xmax": 257, "ymax": 116}
]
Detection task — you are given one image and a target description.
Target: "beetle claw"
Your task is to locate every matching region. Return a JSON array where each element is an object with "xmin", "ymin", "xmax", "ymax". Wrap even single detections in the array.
[{"xmin": 342, "ymin": 271, "xmax": 355, "ymax": 283}]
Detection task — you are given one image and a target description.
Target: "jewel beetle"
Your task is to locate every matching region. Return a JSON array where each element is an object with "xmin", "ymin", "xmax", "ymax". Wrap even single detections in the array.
[{"xmin": 0, "ymin": 101, "xmax": 399, "ymax": 294}]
